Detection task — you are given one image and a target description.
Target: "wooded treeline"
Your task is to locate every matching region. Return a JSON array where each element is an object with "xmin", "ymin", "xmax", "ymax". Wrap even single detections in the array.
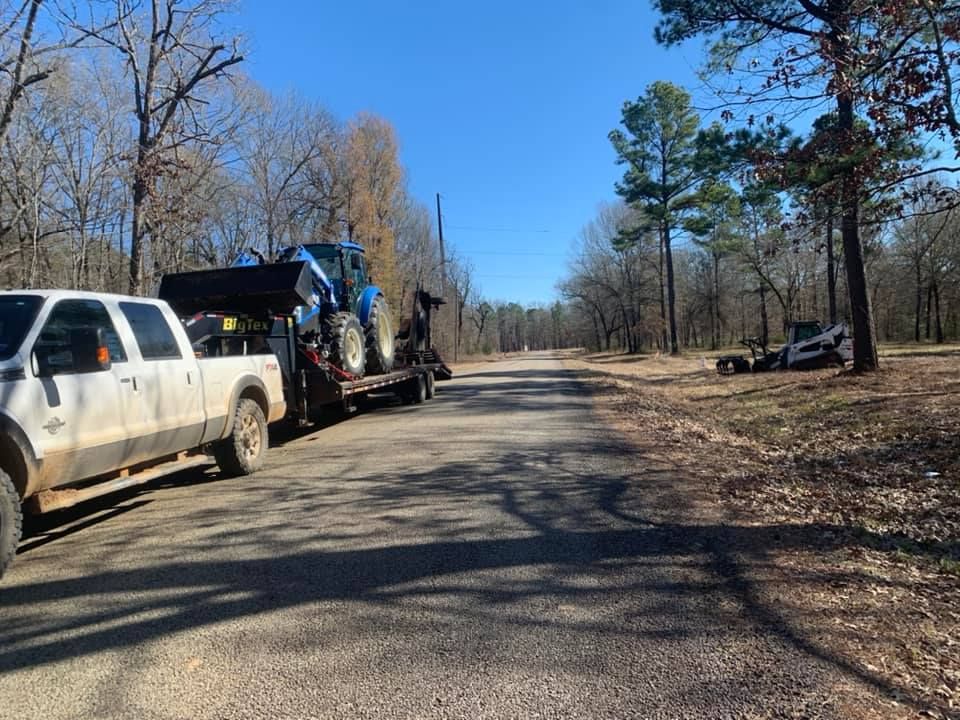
[
  {"xmin": 562, "ymin": 194, "xmax": 960, "ymax": 353},
  {"xmin": 561, "ymin": 1, "xmax": 960, "ymax": 366},
  {"xmin": 0, "ymin": 0, "xmax": 496, "ymax": 358}
]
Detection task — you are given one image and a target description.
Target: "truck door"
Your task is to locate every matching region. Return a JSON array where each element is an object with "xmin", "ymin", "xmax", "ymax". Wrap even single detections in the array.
[
  {"xmin": 29, "ymin": 298, "xmax": 137, "ymax": 485},
  {"xmin": 117, "ymin": 301, "xmax": 204, "ymax": 461}
]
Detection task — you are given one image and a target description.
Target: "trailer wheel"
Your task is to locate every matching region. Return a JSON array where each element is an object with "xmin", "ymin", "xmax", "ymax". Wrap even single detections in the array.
[
  {"xmin": 214, "ymin": 399, "xmax": 267, "ymax": 477},
  {"xmin": 425, "ymin": 371, "xmax": 436, "ymax": 399},
  {"xmin": 410, "ymin": 374, "xmax": 427, "ymax": 404},
  {"xmin": 0, "ymin": 469, "xmax": 22, "ymax": 579},
  {"xmin": 326, "ymin": 312, "xmax": 366, "ymax": 377},
  {"xmin": 365, "ymin": 295, "xmax": 395, "ymax": 375}
]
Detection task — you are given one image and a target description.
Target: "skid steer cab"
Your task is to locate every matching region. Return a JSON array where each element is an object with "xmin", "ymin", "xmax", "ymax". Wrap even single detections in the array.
[
  {"xmin": 718, "ymin": 321, "xmax": 854, "ymax": 374},
  {"xmin": 232, "ymin": 242, "xmax": 395, "ymax": 379}
]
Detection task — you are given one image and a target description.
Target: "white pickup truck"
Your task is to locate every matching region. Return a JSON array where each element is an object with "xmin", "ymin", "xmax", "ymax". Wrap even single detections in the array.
[{"xmin": 0, "ymin": 290, "xmax": 286, "ymax": 577}]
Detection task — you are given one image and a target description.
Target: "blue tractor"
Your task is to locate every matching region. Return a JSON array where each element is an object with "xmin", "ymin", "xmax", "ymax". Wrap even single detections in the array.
[{"xmin": 234, "ymin": 242, "xmax": 394, "ymax": 377}]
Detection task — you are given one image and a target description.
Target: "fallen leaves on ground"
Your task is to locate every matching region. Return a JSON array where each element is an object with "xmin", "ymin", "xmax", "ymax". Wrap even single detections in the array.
[{"xmin": 567, "ymin": 348, "xmax": 960, "ymax": 718}]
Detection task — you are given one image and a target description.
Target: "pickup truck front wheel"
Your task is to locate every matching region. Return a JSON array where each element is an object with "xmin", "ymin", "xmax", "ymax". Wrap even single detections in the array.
[
  {"xmin": 214, "ymin": 399, "xmax": 267, "ymax": 477},
  {"xmin": 0, "ymin": 469, "xmax": 22, "ymax": 579}
]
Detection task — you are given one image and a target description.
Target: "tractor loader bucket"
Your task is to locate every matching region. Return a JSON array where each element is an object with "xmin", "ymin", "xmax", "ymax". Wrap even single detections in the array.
[{"xmin": 159, "ymin": 262, "xmax": 315, "ymax": 316}]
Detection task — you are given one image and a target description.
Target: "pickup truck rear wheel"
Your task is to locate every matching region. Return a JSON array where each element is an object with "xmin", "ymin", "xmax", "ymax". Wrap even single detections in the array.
[
  {"xmin": 214, "ymin": 399, "xmax": 267, "ymax": 476},
  {"xmin": 0, "ymin": 469, "xmax": 22, "ymax": 579}
]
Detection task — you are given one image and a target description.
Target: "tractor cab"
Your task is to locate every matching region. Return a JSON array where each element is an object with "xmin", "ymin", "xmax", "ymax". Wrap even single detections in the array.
[{"xmin": 302, "ymin": 242, "xmax": 368, "ymax": 310}]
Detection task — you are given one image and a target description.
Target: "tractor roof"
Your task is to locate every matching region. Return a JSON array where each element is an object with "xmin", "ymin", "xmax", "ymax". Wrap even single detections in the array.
[{"xmin": 308, "ymin": 241, "xmax": 365, "ymax": 253}]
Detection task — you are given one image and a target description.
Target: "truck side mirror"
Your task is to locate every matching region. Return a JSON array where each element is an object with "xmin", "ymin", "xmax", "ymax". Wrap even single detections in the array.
[{"xmin": 70, "ymin": 327, "xmax": 112, "ymax": 373}]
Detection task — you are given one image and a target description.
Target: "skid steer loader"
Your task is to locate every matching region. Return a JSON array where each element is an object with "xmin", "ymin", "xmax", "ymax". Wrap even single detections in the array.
[{"xmin": 718, "ymin": 321, "xmax": 853, "ymax": 373}]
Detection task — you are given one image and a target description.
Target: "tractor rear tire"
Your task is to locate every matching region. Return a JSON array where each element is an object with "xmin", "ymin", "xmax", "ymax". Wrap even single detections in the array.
[
  {"xmin": 365, "ymin": 295, "xmax": 395, "ymax": 375},
  {"xmin": 214, "ymin": 399, "xmax": 267, "ymax": 477},
  {"xmin": 326, "ymin": 312, "xmax": 366, "ymax": 377},
  {"xmin": 0, "ymin": 469, "xmax": 23, "ymax": 579}
]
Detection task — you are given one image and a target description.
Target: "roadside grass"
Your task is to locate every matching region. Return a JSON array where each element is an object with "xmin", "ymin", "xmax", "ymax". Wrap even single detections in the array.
[{"xmin": 566, "ymin": 346, "xmax": 960, "ymax": 717}]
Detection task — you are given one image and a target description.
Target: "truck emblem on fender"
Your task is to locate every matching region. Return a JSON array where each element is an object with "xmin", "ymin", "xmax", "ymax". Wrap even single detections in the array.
[{"xmin": 42, "ymin": 417, "xmax": 66, "ymax": 435}]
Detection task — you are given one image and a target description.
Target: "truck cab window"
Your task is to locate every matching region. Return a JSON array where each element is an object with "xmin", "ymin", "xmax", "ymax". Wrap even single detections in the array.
[
  {"xmin": 0, "ymin": 295, "xmax": 43, "ymax": 361},
  {"xmin": 119, "ymin": 302, "xmax": 182, "ymax": 360},
  {"xmin": 34, "ymin": 300, "xmax": 127, "ymax": 374}
]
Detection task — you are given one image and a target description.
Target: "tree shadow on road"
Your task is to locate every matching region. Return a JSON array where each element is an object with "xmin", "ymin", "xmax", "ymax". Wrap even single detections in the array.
[{"xmin": 0, "ymin": 362, "xmax": 948, "ymax": 716}]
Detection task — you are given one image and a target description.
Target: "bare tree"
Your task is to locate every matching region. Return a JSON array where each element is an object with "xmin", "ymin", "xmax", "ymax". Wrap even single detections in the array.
[
  {"xmin": 238, "ymin": 87, "xmax": 338, "ymax": 257},
  {"xmin": 90, "ymin": 0, "xmax": 242, "ymax": 294}
]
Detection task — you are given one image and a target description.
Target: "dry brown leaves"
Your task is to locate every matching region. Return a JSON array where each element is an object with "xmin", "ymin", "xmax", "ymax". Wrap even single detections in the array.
[{"xmin": 567, "ymin": 349, "xmax": 960, "ymax": 718}]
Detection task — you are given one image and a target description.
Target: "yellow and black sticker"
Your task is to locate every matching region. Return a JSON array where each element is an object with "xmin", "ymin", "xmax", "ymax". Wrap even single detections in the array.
[{"xmin": 222, "ymin": 317, "xmax": 271, "ymax": 333}]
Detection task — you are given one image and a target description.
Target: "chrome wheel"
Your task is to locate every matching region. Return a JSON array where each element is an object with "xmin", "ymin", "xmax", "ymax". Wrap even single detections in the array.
[{"xmin": 239, "ymin": 413, "xmax": 262, "ymax": 460}]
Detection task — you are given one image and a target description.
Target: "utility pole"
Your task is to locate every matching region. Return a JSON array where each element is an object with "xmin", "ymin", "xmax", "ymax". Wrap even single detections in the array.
[
  {"xmin": 436, "ymin": 192, "xmax": 452, "ymax": 359},
  {"xmin": 436, "ymin": 193, "xmax": 447, "ymax": 299}
]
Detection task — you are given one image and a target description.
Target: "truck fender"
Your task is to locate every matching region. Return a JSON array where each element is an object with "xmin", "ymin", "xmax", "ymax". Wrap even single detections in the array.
[
  {"xmin": 0, "ymin": 411, "xmax": 41, "ymax": 498},
  {"xmin": 357, "ymin": 287, "xmax": 383, "ymax": 327},
  {"xmin": 221, "ymin": 375, "xmax": 271, "ymax": 440}
]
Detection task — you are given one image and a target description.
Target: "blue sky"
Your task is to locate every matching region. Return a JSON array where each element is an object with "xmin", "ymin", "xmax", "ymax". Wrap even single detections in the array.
[{"xmin": 237, "ymin": 1, "xmax": 704, "ymax": 305}]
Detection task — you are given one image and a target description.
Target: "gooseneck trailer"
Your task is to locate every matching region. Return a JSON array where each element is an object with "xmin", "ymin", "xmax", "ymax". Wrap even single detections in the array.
[{"xmin": 158, "ymin": 258, "xmax": 452, "ymax": 425}]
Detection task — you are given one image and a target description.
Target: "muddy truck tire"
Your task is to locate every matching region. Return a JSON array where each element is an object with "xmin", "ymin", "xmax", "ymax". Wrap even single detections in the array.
[
  {"xmin": 214, "ymin": 399, "xmax": 268, "ymax": 476},
  {"xmin": 0, "ymin": 469, "xmax": 22, "ymax": 579}
]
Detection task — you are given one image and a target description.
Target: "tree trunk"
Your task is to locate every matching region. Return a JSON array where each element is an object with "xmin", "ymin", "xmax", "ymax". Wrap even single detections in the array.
[
  {"xmin": 664, "ymin": 224, "xmax": 679, "ymax": 354},
  {"xmin": 752, "ymin": 220, "xmax": 770, "ymax": 347},
  {"xmin": 933, "ymin": 281, "xmax": 944, "ymax": 343},
  {"xmin": 129, "ymin": 182, "xmax": 146, "ymax": 294},
  {"xmin": 590, "ymin": 312, "xmax": 601, "ymax": 351},
  {"xmin": 658, "ymin": 229, "xmax": 668, "ymax": 351},
  {"xmin": 713, "ymin": 250, "xmax": 721, "ymax": 349},
  {"xmin": 834, "ymin": 19, "xmax": 878, "ymax": 371},
  {"xmin": 915, "ymin": 264, "xmax": 922, "ymax": 342},
  {"xmin": 826, "ymin": 213, "xmax": 837, "ymax": 324}
]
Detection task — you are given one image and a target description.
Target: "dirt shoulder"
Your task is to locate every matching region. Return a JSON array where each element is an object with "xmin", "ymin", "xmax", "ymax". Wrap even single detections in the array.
[{"xmin": 566, "ymin": 348, "xmax": 960, "ymax": 719}]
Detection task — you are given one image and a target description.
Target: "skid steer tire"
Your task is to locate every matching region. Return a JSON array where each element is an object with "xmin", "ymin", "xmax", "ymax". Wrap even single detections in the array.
[
  {"xmin": 0, "ymin": 469, "xmax": 22, "ymax": 579},
  {"xmin": 214, "ymin": 399, "xmax": 268, "ymax": 477},
  {"xmin": 365, "ymin": 295, "xmax": 395, "ymax": 375},
  {"xmin": 326, "ymin": 312, "xmax": 366, "ymax": 377}
]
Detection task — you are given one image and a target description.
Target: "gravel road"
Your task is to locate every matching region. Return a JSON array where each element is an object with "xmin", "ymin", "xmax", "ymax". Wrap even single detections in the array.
[{"xmin": 0, "ymin": 354, "xmax": 867, "ymax": 719}]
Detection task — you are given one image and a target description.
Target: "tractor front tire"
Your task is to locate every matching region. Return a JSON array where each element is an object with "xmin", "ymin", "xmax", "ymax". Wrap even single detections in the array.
[
  {"xmin": 326, "ymin": 312, "xmax": 366, "ymax": 377},
  {"xmin": 0, "ymin": 469, "xmax": 23, "ymax": 579},
  {"xmin": 365, "ymin": 295, "xmax": 395, "ymax": 375},
  {"xmin": 214, "ymin": 399, "xmax": 267, "ymax": 477}
]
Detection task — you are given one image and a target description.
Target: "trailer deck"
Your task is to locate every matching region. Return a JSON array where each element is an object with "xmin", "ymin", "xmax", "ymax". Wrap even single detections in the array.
[{"xmin": 175, "ymin": 309, "xmax": 448, "ymax": 425}]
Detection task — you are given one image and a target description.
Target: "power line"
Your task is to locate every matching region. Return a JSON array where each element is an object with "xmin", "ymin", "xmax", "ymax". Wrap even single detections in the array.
[
  {"xmin": 475, "ymin": 274, "xmax": 560, "ymax": 279},
  {"xmin": 447, "ymin": 225, "xmax": 552, "ymax": 234},
  {"xmin": 467, "ymin": 250, "xmax": 568, "ymax": 257}
]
